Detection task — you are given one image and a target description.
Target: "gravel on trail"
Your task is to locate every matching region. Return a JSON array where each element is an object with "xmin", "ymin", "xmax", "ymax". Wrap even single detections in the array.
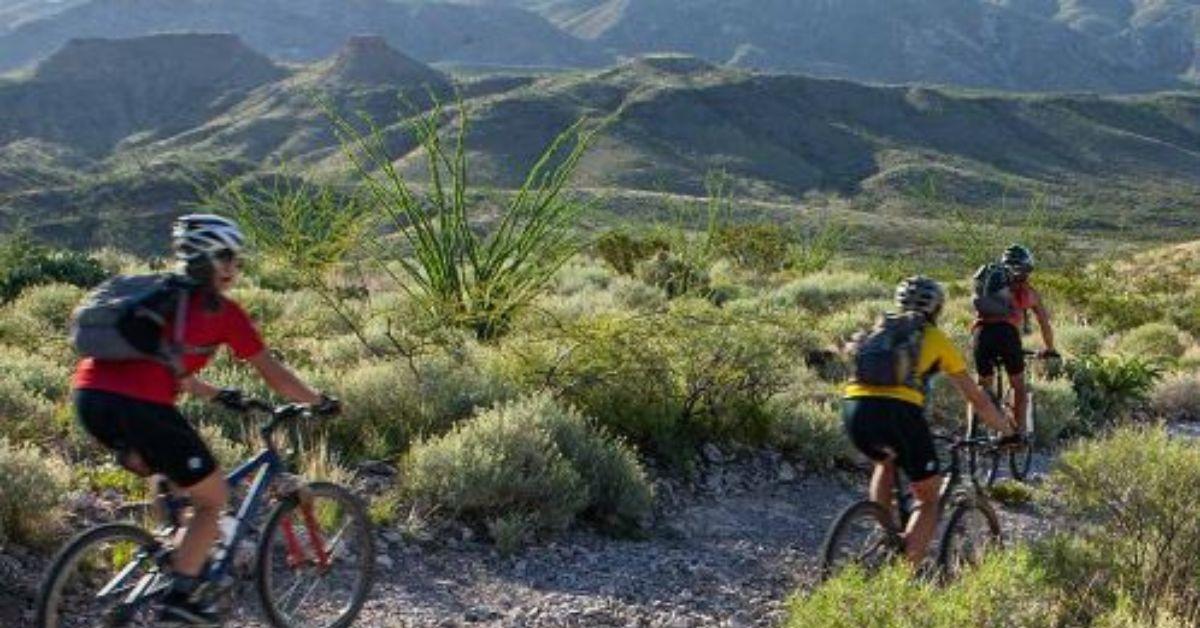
[{"xmin": 2, "ymin": 447, "xmax": 1058, "ymax": 628}]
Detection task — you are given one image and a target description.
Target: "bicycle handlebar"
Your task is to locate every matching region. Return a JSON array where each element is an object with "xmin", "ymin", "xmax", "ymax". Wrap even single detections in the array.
[{"xmin": 236, "ymin": 399, "xmax": 338, "ymax": 439}]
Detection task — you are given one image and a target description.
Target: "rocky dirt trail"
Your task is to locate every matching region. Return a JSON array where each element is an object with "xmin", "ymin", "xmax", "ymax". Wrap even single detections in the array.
[{"xmin": 2, "ymin": 447, "xmax": 1056, "ymax": 628}]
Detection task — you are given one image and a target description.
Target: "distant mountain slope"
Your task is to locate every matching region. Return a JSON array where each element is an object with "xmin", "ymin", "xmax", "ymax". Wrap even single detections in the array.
[
  {"xmin": 2, "ymin": 40, "xmax": 1200, "ymax": 242},
  {"xmin": 479, "ymin": 0, "xmax": 1200, "ymax": 92},
  {"xmin": 0, "ymin": 0, "xmax": 610, "ymax": 72}
]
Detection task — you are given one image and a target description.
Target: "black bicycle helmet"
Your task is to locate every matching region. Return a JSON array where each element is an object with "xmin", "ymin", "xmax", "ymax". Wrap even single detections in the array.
[
  {"xmin": 894, "ymin": 275, "xmax": 945, "ymax": 317},
  {"xmin": 1001, "ymin": 244, "xmax": 1034, "ymax": 276}
]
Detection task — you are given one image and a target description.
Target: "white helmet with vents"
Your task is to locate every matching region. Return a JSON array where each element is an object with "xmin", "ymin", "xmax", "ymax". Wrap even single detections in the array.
[{"xmin": 171, "ymin": 214, "xmax": 245, "ymax": 261}]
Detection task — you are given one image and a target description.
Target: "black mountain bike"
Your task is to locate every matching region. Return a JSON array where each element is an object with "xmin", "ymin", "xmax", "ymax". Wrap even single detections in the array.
[
  {"xmin": 36, "ymin": 400, "xmax": 375, "ymax": 628},
  {"xmin": 820, "ymin": 431, "xmax": 1004, "ymax": 580},
  {"xmin": 968, "ymin": 350, "xmax": 1056, "ymax": 486}
]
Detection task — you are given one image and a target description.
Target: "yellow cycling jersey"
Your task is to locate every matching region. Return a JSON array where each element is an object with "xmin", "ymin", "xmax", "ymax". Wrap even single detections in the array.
[{"xmin": 843, "ymin": 324, "xmax": 968, "ymax": 407}]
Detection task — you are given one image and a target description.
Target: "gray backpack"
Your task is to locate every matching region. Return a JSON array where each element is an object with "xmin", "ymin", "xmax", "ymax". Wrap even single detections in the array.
[
  {"xmin": 69, "ymin": 274, "xmax": 192, "ymax": 375},
  {"xmin": 972, "ymin": 263, "xmax": 1015, "ymax": 318},
  {"xmin": 850, "ymin": 312, "xmax": 926, "ymax": 388}
]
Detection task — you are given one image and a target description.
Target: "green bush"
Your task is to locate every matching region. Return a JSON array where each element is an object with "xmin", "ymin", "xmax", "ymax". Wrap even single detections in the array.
[
  {"xmin": 1045, "ymin": 427, "xmax": 1200, "ymax": 621},
  {"xmin": 0, "ymin": 345, "xmax": 70, "ymax": 400},
  {"xmin": 1149, "ymin": 374, "xmax": 1200, "ymax": 422},
  {"xmin": 1032, "ymin": 378, "xmax": 1081, "ymax": 447},
  {"xmin": 1068, "ymin": 355, "xmax": 1161, "ymax": 431},
  {"xmin": 0, "ymin": 438, "xmax": 70, "ymax": 546},
  {"xmin": 1057, "ymin": 324, "xmax": 1106, "ymax": 358},
  {"xmin": 0, "ymin": 236, "xmax": 107, "ymax": 303},
  {"xmin": 636, "ymin": 251, "xmax": 710, "ymax": 299},
  {"xmin": 770, "ymin": 271, "xmax": 889, "ymax": 315},
  {"xmin": 1117, "ymin": 322, "xmax": 1189, "ymax": 362},
  {"xmin": 712, "ymin": 223, "xmax": 791, "ymax": 273},
  {"xmin": 401, "ymin": 393, "xmax": 651, "ymax": 542},
  {"xmin": 9, "ymin": 283, "xmax": 85, "ymax": 334},
  {"xmin": 0, "ymin": 376, "xmax": 56, "ymax": 441},
  {"xmin": 593, "ymin": 230, "xmax": 669, "ymax": 276},
  {"xmin": 765, "ymin": 367, "xmax": 852, "ymax": 471},
  {"xmin": 787, "ymin": 549, "xmax": 1055, "ymax": 627}
]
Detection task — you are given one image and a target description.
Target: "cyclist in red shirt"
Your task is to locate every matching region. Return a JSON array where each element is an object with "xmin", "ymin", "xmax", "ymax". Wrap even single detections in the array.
[
  {"xmin": 73, "ymin": 214, "xmax": 337, "ymax": 626},
  {"xmin": 972, "ymin": 244, "xmax": 1058, "ymax": 438}
]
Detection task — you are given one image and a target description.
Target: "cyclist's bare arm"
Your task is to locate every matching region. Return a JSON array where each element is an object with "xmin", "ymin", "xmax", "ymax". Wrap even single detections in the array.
[
  {"xmin": 247, "ymin": 350, "xmax": 322, "ymax": 404},
  {"xmin": 1030, "ymin": 290, "xmax": 1057, "ymax": 353},
  {"xmin": 947, "ymin": 372, "xmax": 1013, "ymax": 434}
]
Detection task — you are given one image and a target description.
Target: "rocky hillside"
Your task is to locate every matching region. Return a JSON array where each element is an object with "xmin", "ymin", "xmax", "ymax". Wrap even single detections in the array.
[
  {"xmin": 479, "ymin": 0, "xmax": 1200, "ymax": 92},
  {"xmin": 2, "ymin": 36, "xmax": 1200, "ymax": 245},
  {"xmin": 0, "ymin": 0, "xmax": 609, "ymax": 73}
]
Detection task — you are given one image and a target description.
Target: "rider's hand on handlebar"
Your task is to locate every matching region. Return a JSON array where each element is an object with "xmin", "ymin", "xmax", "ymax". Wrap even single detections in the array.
[
  {"xmin": 213, "ymin": 388, "xmax": 248, "ymax": 412},
  {"xmin": 313, "ymin": 393, "xmax": 342, "ymax": 417}
]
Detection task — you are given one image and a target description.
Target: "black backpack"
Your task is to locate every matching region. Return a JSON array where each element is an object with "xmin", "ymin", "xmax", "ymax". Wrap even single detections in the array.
[
  {"xmin": 972, "ymin": 263, "xmax": 1015, "ymax": 319},
  {"xmin": 69, "ymin": 274, "xmax": 194, "ymax": 375},
  {"xmin": 850, "ymin": 312, "xmax": 926, "ymax": 388}
]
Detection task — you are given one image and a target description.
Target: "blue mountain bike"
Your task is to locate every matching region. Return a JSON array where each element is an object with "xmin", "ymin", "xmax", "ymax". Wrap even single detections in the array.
[{"xmin": 36, "ymin": 400, "xmax": 375, "ymax": 627}]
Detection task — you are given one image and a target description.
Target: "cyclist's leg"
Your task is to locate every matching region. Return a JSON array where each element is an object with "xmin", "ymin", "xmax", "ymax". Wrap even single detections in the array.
[
  {"xmin": 172, "ymin": 472, "xmax": 227, "ymax": 577},
  {"xmin": 889, "ymin": 401, "xmax": 941, "ymax": 565},
  {"xmin": 843, "ymin": 398, "xmax": 897, "ymax": 521},
  {"xmin": 972, "ymin": 327, "xmax": 998, "ymax": 401},
  {"xmin": 997, "ymin": 324, "xmax": 1027, "ymax": 433},
  {"xmin": 904, "ymin": 475, "xmax": 940, "ymax": 565}
]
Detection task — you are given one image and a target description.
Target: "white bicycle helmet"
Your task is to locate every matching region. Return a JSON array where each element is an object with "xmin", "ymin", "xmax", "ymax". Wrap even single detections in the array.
[
  {"xmin": 894, "ymin": 275, "xmax": 945, "ymax": 317},
  {"xmin": 172, "ymin": 214, "xmax": 245, "ymax": 262}
]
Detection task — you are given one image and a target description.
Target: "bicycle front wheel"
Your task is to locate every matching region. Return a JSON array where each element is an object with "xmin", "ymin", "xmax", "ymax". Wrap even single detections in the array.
[
  {"xmin": 937, "ymin": 495, "xmax": 1002, "ymax": 578},
  {"xmin": 36, "ymin": 523, "xmax": 163, "ymax": 628},
  {"xmin": 819, "ymin": 500, "xmax": 901, "ymax": 581},
  {"xmin": 256, "ymin": 481, "xmax": 375, "ymax": 628}
]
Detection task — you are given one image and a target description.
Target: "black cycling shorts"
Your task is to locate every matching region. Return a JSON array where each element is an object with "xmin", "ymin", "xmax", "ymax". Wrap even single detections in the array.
[
  {"xmin": 842, "ymin": 396, "xmax": 940, "ymax": 482},
  {"xmin": 74, "ymin": 389, "xmax": 218, "ymax": 488},
  {"xmin": 973, "ymin": 323, "xmax": 1025, "ymax": 378}
]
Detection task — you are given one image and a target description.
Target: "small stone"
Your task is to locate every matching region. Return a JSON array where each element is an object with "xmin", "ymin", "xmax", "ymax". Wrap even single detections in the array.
[
  {"xmin": 374, "ymin": 554, "xmax": 395, "ymax": 570},
  {"xmin": 357, "ymin": 460, "xmax": 398, "ymax": 477},
  {"xmin": 701, "ymin": 443, "xmax": 724, "ymax": 464},
  {"xmin": 777, "ymin": 463, "xmax": 797, "ymax": 483},
  {"xmin": 460, "ymin": 525, "xmax": 476, "ymax": 542}
]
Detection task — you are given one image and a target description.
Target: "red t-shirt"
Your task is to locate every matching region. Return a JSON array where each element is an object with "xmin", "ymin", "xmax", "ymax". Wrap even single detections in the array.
[{"xmin": 73, "ymin": 292, "xmax": 266, "ymax": 405}]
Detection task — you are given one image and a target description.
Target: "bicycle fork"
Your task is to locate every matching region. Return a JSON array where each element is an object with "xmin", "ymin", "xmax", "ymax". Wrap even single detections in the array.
[{"xmin": 280, "ymin": 499, "xmax": 332, "ymax": 571}]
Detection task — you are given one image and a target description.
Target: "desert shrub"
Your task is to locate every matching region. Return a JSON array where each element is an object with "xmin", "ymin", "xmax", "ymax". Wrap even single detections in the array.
[
  {"xmin": 712, "ymin": 223, "xmax": 791, "ymax": 273},
  {"xmin": 0, "ymin": 236, "xmax": 106, "ymax": 303},
  {"xmin": 1032, "ymin": 378, "xmax": 1081, "ymax": 446},
  {"xmin": 611, "ymin": 275, "xmax": 668, "ymax": 311},
  {"xmin": 636, "ymin": 251, "xmax": 710, "ymax": 299},
  {"xmin": 770, "ymin": 271, "xmax": 889, "ymax": 315},
  {"xmin": 0, "ymin": 345, "xmax": 70, "ymax": 400},
  {"xmin": 593, "ymin": 230, "xmax": 669, "ymax": 276},
  {"xmin": 554, "ymin": 260, "xmax": 614, "ymax": 296},
  {"xmin": 1068, "ymin": 355, "xmax": 1161, "ymax": 431},
  {"xmin": 401, "ymin": 393, "xmax": 651, "ymax": 542},
  {"xmin": 766, "ymin": 397, "xmax": 851, "ymax": 472},
  {"xmin": 1117, "ymin": 321, "xmax": 1189, "ymax": 362},
  {"xmin": 1149, "ymin": 373, "xmax": 1200, "ymax": 422},
  {"xmin": 1057, "ymin": 324, "xmax": 1106, "ymax": 358},
  {"xmin": 0, "ymin": 377, "xmax": 55, "ymax": 441},
  {"xmin": 787, "ymin": 549, "xmax": 1055, "ymax": 627},
  {"xmin": 0, "ymin": 438, "xmax": 71, "ymax": 546},
  {"xmin": 1044, "ymin": 427, "xmax": 1200, "ymax": 622},
  {"xmin": 229, "ymin": 286, "xmax": 287, "ymax": 328},
  {"xmin": 9, "ymin": 283, "xmax": 84, "ymax": 334},
  {"xmin": 818, "ymin": 299, "xmax": 891, "ymax": 346},
  {"xmin": 323, "ymin": 352, "xmax": 513, "ymax": 460},
  {"xmin": 532, "ymin": 301, "xmax": 808, "ymax": 465},
  {"xmin": 197, "ymin": 423, "xmax": 251, "ymax": 471}
]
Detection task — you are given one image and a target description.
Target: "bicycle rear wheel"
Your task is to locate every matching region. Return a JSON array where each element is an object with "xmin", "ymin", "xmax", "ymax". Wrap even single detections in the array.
[
  {"xmin": 966, "ymin": 410, "xmax": 1001, "ymax": 487},
  {"xmin": 1008, "ymin": 392, "xmax": 1036, "ymax": 481},
  {"xmin": 819, "ymin": 501, "xmax": 902, "ymax": 581},
  {"xmin": 256, "ymin": 481, "xmax": 375, "ymax": 628},
  {"xmin": 36, "ymin": 523, "xmax": 163, "ymax": 628},
  {"xmin": 937, "ymin": 495, "xmax": 1002, "ymax": 578}
]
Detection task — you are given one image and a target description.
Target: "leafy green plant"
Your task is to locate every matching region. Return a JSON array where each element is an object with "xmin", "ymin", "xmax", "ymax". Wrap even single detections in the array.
[
  {"xmin": 332, "ymin": 100, "xmax": 600, "ymax": 340},
  {"xmin": 712, "ymin": 223, "xmax": 791, "ymax": 273},
  {"xmin": 1067, "ymin": 355, "xmax": 1161, "ymax": 431},
  {"xmin": 0, "ymin": 438, "xmax": 70, "ymax": 546},
  {"xmin": 593, "ymin": 229, "xmax": 669, "ymax": 276},
  {"xmin": 1116, "ymin": 321, "xmax": 1189, "ymax": 362},
  {"xmin": 0, "ymin": 233, "xmax": 107, "ymax": 303}
]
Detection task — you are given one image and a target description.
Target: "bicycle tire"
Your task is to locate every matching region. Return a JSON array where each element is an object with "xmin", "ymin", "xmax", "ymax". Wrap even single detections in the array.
[
  {"xmin": 936, "ymin": 494, "xmax": 1002, "ymax": 578},
  {"xmin": 36, "ymin": 522, "xmax": 161, "ymax": 628},
  {"xmin": 256, "ymin": 481, "xmax": 375, "ymax": 628},
  {"xmin": 966, "ymin": 410, "xmax": 1001, "ymax": 487},
  {"xmin": 819, "ymin": 500, "xmax": 901, "ymax": 581},
  {"xmin": 1009, "ymin": 391, "xmax": 1035, "ymax": 481}
]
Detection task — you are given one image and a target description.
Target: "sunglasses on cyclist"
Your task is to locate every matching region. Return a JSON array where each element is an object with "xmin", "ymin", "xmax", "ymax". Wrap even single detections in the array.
[{"xmin": 213, "ymin": 249, "xmax": 244, "ymax": 269}]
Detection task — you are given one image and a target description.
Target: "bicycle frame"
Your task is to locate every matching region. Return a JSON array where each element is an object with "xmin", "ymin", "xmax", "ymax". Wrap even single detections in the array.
[{"xmin": 892, "ymin": 434, "xmax": 989, "ymax": 525}]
